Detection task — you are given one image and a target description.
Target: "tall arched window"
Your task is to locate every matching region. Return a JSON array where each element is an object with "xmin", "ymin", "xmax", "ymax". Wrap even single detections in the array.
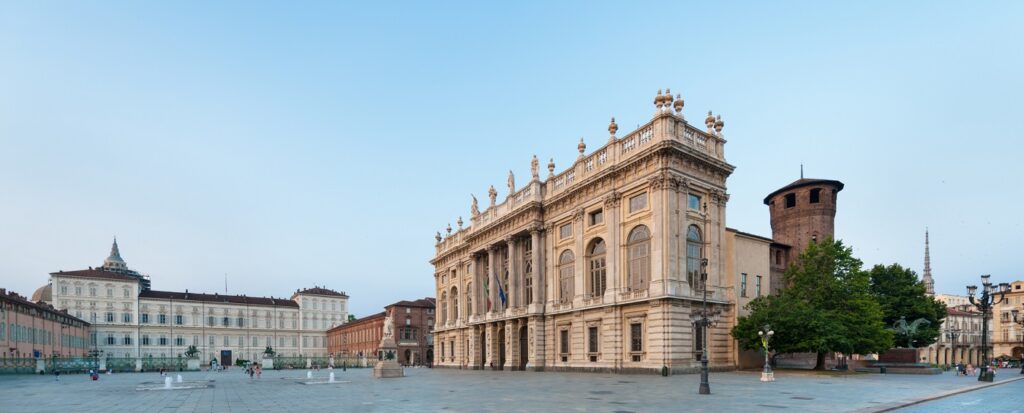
[
  {"xmin": 450, "ymin": 286, "xmax": 459, "ymax": 321},
  {"xmin": 558, "ymin": 250, "xmax": 575, "ymax": 303},
  {"xmin": 439, "ymin": 292, "xmax": 447, "ymax": 325},
  {"xmin": 524, "ymin": 238, "xmax": 533, "ymax": 305},
  {"xmin": 686, "ymin": 225, "xmax": 703, "ymax": 289},
  {"xmin": 587, "ymin": 239, "xmax": 607, "ymax": 298},
  {"xmin": 465, "ymin": 282, "xmax": 473, "ymax": 316},
  {"xmin": 627, "ymin": 226, "xmax": 651, "ymax": 291}
]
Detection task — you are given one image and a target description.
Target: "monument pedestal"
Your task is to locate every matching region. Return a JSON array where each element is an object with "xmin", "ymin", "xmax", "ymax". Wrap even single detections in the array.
[{"xmin": 373, "ymin": 336, "xmax": 404, "ymax": 378}]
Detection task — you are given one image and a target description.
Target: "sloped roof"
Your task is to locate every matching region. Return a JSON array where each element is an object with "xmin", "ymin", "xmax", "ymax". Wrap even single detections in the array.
[
  {"xmin": 140, "ymin": 290, "xmax": 299, "ymax": 308},
  {"xmin": 50, "ymin": 268, "xmax": 140, "ymax": 282},
  {"xmin": 387, "ymin": 297, "xmax": 436, "ymax": 309},
  {"xmin": 763, "ymin": 178, "xmax": 844, "ymax": 204}
]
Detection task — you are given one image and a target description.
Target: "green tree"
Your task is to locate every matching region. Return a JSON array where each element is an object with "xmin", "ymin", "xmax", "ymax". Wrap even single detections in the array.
[
  {"xmin": 868, "ymin": 264, "xmax": 946, "ymax": 348},
  {"xmin": 732, "ymin": 238, "xmax": 893, "ymax": 369}
]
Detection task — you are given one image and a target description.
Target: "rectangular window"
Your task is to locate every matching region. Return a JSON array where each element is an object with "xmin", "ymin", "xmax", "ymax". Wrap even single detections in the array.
[
  {"xmin": 141, "ymin": 313, "xmax": 149, "ymax": 324},
  {"xmin": 630, "ymin": 323, "xmax": 643, "ymax": 353},
  {"xmin": 222, "ymin": 317, "xmax": 230, "ymax": 327},
  {"xmin": 159, "ymin": 336, "xmax": 168, "ymax": 346},
  {"xmin": 105, "ymin": 312, "xmax": 114, "ymax": 323},
  {"xmin": 223, "ymin": 336, "xmax": 229, "ymax": 346},
  {"xmin": 236, "ymin": 317, "xmax": 244, "ymax": 327},
  {"xmin": 123, "ymin": 313, "xmax": 132, "ymax": 323},
  {"xmin": 588, "ymin": 326, "xmax": 598, "ymax": 354},
  {"xmin": 208, "ymin": 316, "xmax": 215, "ymax": 327},
  {"xmin": 589, "ymin": 209, "xmax": 603, "ymax": 226},
  {"xmin": 809, "ymin": 188, "xmax": 821, "ymax": 204},
  {"xmin": 559, "ymin": 329, "xmax": 570, "ymax": 356},
  {"xmin": 123, "ymin": 335, "xmax": 131, "ymax": 345},
  {"xmin": 756, "ymin": 275, "xmax": 763, "ymax": 297},
  {"xmin": 688, "ymin": 193, "xmax": 701, "ymax": 210},
  {"xmin": 176, "ymin": 336, "xmax": 184, "ymax": 346},
  {"xmin": 142, "ymin": 335, "xmax": 150, "ymax": 346},
  {"xmin": 106, "ymin": 335, "xmax": 116, "ymax": 345},
  {"xmin": 175, "ymin": 315, "xmax": 184, "ymax": 325},
  {"xmin": 158, "ymin": 314, "xmax": 167, "ymax": 324},
  {"xmin": 106, "ymin": 288, "xmax": 113, "ymax": 297},
  {"xmin": 209, "ymin": 335, "xmax": 215, "ymax": 345},
  {"xmin": 740, "ymin": 273, "xmax": 748, "ymax": 297},
  {"xmin": 559, "ymin": 223, "xmax": 572, "ymax": 239},
  {"xmin": 629, "ymin": 193, "xmax": 648, "ymax": 213},
  {"xmin": 784, "ymin": 193, "xmax": 796, "ymax": 208}
]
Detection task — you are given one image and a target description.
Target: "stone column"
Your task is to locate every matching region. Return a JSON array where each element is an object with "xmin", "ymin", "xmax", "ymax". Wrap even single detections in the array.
[
  {"xmin": 573, "ymin": 208, "xmax": 585, "ymax": 304},
  {"xmin": 648, "ymin": 175, "xmax": 667, "ymax": 294},
  {"xmin": 505, "ymin": 236, "xmax": 518, "ymax": 310},
  {"xmin": 529, "ymin": 227, "xmax": 543, "ymax": 311},
  {"xmin": 526, "ymin": 316, "xmax": 545, "ymax": 370},
  {"xmin": 603, "ymin": 192, "xmax": 621, "ymax": 301},
  {"xmin": 487, "ymin": 246, "xmax": 498, "ymax": 316}
]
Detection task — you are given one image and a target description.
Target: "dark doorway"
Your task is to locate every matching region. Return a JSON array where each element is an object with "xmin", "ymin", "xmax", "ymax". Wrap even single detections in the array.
[
  {"xmin": 404, "ymin": 349, "xmax": 411, "ymax": 366},
  {"xmin": 481, "ymin": 330, "xmax": 487, "ymax": 369},
  {"xmin": 426, "ymin": 348, "xmax": 434, "ymax": 366},
  {"xmin": 519, "ymin": 325, "xmax": 528, "ymax": 370},
  {"xmin": 498, "ymin": 324, "xmax": 506, "ymax": 370},
  {"xmin": 220, "ymin": 350, "xmax": 232, "ymax": 367}
]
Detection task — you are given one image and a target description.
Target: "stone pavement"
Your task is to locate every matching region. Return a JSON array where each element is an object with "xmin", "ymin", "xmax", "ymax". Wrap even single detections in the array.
[
  {"xmin": 0, "ymin": 367, "xmax": 1019, "ymax": 413},
  {"xmin": 892, "ymin": 374, "xmax": 1024, "ymax": 413}
]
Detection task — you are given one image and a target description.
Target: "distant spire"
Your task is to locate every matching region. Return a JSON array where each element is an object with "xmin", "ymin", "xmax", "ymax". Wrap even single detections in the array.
[
  {"xmin": 922, "ymin": 228, "xmax": 935, "ymax": 295},
  {"xmin": 102, "ymin": 237, "xmax": 127, "ymax": 270},
  {"xmin": 800, "ymin": 164, "xmax": 804, "ymax": 179}
]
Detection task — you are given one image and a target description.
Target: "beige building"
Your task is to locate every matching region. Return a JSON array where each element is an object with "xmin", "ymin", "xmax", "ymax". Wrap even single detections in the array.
[
  {"xmin": 430, "ymin": 90, "xmax": 768, "ymax": 373},
  {"xmin": 41, "ymin": 240, "xmax": 348, "ymax": 366},
  {"xmin": 993, "ymin": 280, "xmax": 1024, "ymax": 360}
]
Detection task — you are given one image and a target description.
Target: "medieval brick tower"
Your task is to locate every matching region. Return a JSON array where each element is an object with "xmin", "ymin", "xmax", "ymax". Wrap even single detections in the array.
[{"xmin": 763, "ymin": 177, "xmax": 844, "ymax": 261}]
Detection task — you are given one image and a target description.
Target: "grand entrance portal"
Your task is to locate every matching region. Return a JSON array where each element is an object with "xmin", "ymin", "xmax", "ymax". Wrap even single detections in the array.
[
  {"xmin": 519, "ymin": 325, "xmax": 528, "ymax": 370},
  {"xmin": 480, "ymin": 330, "xmax": 487, "ymax": 369},
  {"xmin": 498, "ymin": 324, "xmax": 506, "ymax": 370},
  {"xmin": 220, "ymin": 350, "xmax": 232, "ymax": 367}
]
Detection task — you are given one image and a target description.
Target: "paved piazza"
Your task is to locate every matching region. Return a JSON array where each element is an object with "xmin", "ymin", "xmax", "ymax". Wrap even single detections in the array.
[{"xmin": 1, "ymin": 368, "xmax": 1021, "ymax": 413}]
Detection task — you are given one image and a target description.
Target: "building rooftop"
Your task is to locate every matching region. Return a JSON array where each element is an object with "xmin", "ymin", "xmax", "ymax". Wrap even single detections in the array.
[
  {"xmin": 387, "ymin": 297, "xmax": 436, "ymax": 309},
  {"xmin": 293, "ymin": 286, "xmax": 349, "ymax": 298},
  {"xmin": 139, "ymin": 290, "xmax": 300, "ymax": 308},
  {"xmin": 50, "ymin": 268, "xmax": 144, "ymax": 282},
  {"xmin": 0, "ymin": 288, "xmax": 89, "ymax": 325},
  {"xmin": 763, "ymin": 178, "xmax": 845, "ymax": 205}
]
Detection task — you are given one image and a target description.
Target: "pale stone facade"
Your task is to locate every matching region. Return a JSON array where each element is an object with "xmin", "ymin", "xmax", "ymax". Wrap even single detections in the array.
[
  {"xmin": 724, "ymin": 228, "xmax": 772, "ymax": 369},
  {"xmin": 432, "ymin": 91, "xmax": 740, "ymax": 373},
  {"xmin": 43, "ymin": 240, "xmax": 348, "ymax": 365},
  {"xmin": 992, "ymin": 280, "xmax": 1024, "ymax": 359}
]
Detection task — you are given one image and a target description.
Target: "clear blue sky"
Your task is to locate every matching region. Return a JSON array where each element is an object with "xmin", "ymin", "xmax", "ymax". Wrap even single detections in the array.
[{"xmin": 2, "ymin": 1, "xmax": 1021, "ymax": 317}]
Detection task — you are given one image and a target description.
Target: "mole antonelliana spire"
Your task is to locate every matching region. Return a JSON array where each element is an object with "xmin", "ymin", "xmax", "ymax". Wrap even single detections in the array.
[{"xmin": 922, "ymin": 229, "xmax": 935, "ymax": 295}]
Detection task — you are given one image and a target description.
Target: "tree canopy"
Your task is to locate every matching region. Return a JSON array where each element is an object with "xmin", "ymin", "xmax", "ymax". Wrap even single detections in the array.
[
  {"xmin": 731, "ymin": 238, "xmax": 893, "ymax": 369},
  {"xmin": 868, "ymin": 264, "xmax": 946, "ymax": 348}
]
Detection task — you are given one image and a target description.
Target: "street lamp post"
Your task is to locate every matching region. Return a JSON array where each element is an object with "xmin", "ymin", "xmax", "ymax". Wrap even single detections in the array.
[
  {"xmin": 695, "ymin": 256, "xmax": 712, "ymax": 394},
  {"xmin": 758, "ymin": 324, "xmax": 775, "ymax": 382},
  {"xmin": 1011, "ymin": 309, "xmax": 1024, "ymax": 375},
  {"xmin": 966, "ymin": 274, "xmax": 1009, "ymax": 382}
]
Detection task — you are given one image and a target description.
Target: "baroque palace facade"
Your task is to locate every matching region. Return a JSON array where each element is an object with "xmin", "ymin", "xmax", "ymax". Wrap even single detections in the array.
[
  {"xmin": 431, "ymin": 90, "xmax": 788, "ymax": 373},
  {"xmin": 34, "ymin": 240, "xmax": 348, "ymax": 366}
]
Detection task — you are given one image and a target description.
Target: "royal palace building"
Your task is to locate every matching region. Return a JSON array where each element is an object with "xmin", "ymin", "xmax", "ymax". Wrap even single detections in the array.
[
  {"xmin": 36, "ymin": 240, "xmax": 349, "ymax": 367},
  {"xmin": 431, "ymin": 90, "xmax": 781, "ymax": 374}
]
